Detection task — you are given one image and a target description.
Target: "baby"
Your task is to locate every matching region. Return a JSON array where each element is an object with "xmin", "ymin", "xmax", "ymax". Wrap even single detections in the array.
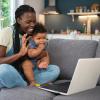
[{"xmin": 21, "ymin": 23, "xmax": 49, "ymax": 86}]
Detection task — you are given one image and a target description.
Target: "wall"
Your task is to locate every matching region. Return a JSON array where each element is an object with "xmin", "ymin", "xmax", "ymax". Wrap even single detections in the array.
[
  {"xmin": 24, "ymin": 0, "xmax": 44, "ymax": 20},
  {"xmin": 45, "ymin": 0, "xmax": 100, "ymax": 33},
  {"xmin": 45, "ymin": 15, "xmax": 85, "ymax": 33},
  {"xmin": 10, "ymin": 0, "xmax": 24, "ymax": 24}
]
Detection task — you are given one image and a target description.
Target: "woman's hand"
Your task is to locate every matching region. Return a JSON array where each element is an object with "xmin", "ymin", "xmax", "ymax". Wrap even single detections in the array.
[
  {"xmin": 18, "ymin": 34, "xmax": 28, "ymax": 57},
  {"xmin": 22, "ymin": 34, "xmax": 27, "ymax": 46},
  {"xmin": 19, "ymin": 45, "xmax": 28, "ymax": 57}
]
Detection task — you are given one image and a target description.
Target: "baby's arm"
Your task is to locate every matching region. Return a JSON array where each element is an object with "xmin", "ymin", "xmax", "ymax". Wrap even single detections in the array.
[
  {"xmin": 37, "ymin": 51, "xmax": 50, "ymax": 69},
  {"xmin": 28, "ymin": 43, "xmax": 45, "ymax": 58},
  {"xmin": 40, "ymin": 51, "xmax": 49, "ymax": 64}
]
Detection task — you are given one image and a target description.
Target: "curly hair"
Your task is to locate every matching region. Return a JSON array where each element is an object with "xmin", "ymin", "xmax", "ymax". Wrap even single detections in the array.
[{"xmin": 31, "ymin": 23, "xmax": 47, "ymax": 35}]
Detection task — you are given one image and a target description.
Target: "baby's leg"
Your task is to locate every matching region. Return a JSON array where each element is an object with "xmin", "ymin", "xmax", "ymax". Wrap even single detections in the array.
[{"xmin": 21, "ymin": 60, "xmax": 36, "ymax": 86}]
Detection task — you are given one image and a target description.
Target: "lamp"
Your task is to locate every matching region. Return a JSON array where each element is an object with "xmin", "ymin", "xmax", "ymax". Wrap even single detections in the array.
[{"xmin": 78, "ymin": 15, "xmax": 99, "ymax": 34}]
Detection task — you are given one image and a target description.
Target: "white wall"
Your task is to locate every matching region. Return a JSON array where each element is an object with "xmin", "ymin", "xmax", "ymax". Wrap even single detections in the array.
[
  {"xmin": 24, "ymin": 0, "xmax": 44, "ymax": 21},
  {"xmin": 10, "ymin": 0, "xmax": 45, "ymax": 24},
  {"xmin": 10, "ymin": 0, "xmax": 24, "ymax": 25}
]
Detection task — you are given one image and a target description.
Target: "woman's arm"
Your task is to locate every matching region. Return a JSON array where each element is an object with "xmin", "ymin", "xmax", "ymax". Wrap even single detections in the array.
[
  {"xmin": 0, "ymin": 34, "xmax": 28, "ymax": 64},
  {"xmin": 0, "ymin": 44, "xmax": 27, "ymax": 64},
  {"xmin": 0, "ymin": 45, "xmax": 22, "ymax": 64}
]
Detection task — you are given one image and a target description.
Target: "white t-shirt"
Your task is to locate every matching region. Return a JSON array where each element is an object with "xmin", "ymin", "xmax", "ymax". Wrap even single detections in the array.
[{"xmin": 0, "ymin": 27, "xmax": 13, "ymax": 56}]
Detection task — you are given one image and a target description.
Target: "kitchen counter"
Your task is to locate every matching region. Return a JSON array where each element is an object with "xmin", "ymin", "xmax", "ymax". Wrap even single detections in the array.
[{"xmin": 47, "ymin": 34, "xmax": 100, "ymax": 41}]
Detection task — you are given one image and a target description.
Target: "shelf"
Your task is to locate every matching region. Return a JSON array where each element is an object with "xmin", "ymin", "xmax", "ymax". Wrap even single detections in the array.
[
  {"xmin": 67, "ymin": 12, "xmax": 100, "ymax": 15},
  {"xmin": 67, "ymin": 12, "xmax": 100, "ymax": 35}
]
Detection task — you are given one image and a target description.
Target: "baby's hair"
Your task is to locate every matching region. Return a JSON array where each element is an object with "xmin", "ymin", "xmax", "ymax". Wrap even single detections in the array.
[
  {"xmin": 31, "ymin": 23, "xmax": 47, "ymax": 35},
  {"xmin": 15, "ymin": 5, "xmax": 36, "ymax": 20}
]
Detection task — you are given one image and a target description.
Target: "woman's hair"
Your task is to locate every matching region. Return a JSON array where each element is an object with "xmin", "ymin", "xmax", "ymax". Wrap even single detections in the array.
[
  {"xmin": 15, "ymin": 5, "xmax": 36, "ymax": 20},
  {"xmin": 31, "ymin": 23, "xmax": 47, "ymax": 36},
  {"xmin": 13, "ymin": 5, "xmax": 36, "ymax": 54}
]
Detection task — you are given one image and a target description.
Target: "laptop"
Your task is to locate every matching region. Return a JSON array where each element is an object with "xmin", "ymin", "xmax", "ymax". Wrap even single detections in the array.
[{"xmin": 38, "ymin": 58, "xmax": 100, "ymax": 95}]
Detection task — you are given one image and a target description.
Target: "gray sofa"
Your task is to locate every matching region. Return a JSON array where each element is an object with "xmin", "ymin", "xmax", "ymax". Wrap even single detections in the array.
[{"xmin": 1, "ymin": 39, "xmax": 100, "ymax": 100}]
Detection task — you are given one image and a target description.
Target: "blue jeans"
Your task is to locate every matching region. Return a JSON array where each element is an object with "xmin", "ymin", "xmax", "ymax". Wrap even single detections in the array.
[
  {"xmin": 0, "ymin": 64, "xmax": 27, "ymax": 88},
  {"xmin": 34, "ymin": 64, "xmax": 60, "ymax": 84},
  {"xmin": 0, "ymin": 64, "xmax": 60, "ymax": 88}
]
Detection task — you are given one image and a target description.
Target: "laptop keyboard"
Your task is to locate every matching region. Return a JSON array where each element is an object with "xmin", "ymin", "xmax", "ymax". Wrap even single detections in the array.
[{"xmin": 41, "ymin": 81, "xmax": 70, "ymax": 93}]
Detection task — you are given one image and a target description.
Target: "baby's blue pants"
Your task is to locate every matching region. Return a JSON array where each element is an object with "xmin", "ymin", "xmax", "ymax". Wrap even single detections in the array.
[{"xmin": 0, "ymin": 64, "xmax": 60, "ymax": 88}]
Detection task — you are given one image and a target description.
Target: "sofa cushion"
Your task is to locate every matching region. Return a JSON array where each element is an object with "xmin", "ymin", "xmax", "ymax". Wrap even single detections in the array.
[
  {"xmin": 95, "ymin": 40, "xmax": 100, "ymax": 57},
  {"xmin": 53, "ymin": 86, "xmax": 100, "ymax": 100},
  {"xmin": 0, "ymin": 87, "xmax": 55, "ymax": 100},
  {"xmin": 47, "ymin": 39, "xmax": 98, "ymax": 79},
  {"xmin": 95, "ymin": 40, "xmax": 100, "ymax": 84}
]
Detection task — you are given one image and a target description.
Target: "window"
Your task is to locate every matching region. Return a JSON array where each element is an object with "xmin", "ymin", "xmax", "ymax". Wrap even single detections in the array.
[
  {"xmin": 3, "ymin": 0, "xmax": 11, "ymax": 27},
  {"xmin": 0, "ymin": 0, "xmax": 10, "ymax": 29},
  {"xmin": 0, "ymin": 0, "xmax": 24, "ymax": 30}
]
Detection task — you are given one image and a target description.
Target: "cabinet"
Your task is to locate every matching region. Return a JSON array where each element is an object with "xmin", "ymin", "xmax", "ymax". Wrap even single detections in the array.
[{"xmin": 67, "ymin": 12, "xmax": 100, "ymax": 34}]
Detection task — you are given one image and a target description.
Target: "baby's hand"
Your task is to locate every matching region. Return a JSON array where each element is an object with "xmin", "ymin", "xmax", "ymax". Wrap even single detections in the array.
[
  {"xmin": 38, "ymin": 43, "xmax": 46, "ymax": 50},
  {"xmin": 38, "ymin": 61, "xmax": 48, "ymax": 69}
]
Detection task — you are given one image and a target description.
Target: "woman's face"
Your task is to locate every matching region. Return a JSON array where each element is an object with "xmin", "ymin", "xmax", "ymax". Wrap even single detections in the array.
[{"xmin": 17, "ymin": 12, "xmax": 36, "ymax": 33}]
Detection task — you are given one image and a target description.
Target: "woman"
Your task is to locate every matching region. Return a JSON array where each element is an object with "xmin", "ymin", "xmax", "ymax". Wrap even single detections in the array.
[{"xmin": 0, "ymin": 5, "xmax": 60, "ymax": 88}]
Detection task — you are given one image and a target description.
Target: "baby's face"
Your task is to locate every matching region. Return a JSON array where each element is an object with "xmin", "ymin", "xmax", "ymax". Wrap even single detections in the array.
[{"xmin": 32, "ymin": 33, "xmax": 47, "ymax": 45}]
